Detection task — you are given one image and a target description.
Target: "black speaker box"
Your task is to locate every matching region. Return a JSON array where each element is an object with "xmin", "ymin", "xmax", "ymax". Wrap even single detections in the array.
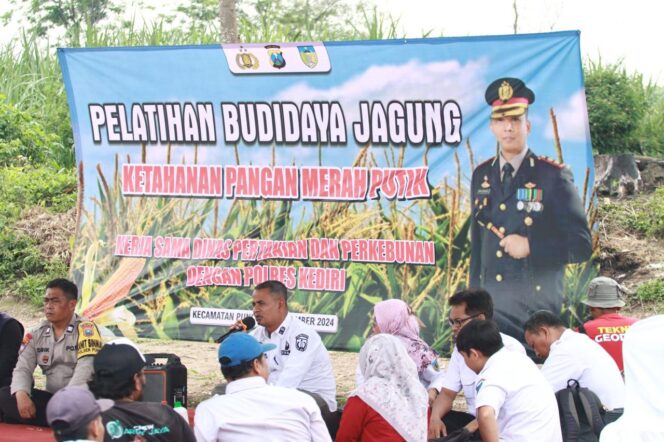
[{"xmin": 142, "ymin": 353, "xmax": 188, "ymax": 408}]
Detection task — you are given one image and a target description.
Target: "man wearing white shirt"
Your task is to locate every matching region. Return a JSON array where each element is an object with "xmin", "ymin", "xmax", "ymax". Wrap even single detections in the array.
[
  {"xmin": 523, "ymin": 310, "xmax": 625, "ymax": 410},
  {"xmin": 194, "ymin": 332, "xmax": 331, "ymax": 442},
  {"xmin": 249, "ymin": 281, "xmax": 337, "ymax": 409},
  {"xmin": 429, "ymin": 289, "xmax": 526, "ymax": 439},
  {"xmin": 458, "ymin": 319, "xmax": 562, "ymax": 442}
]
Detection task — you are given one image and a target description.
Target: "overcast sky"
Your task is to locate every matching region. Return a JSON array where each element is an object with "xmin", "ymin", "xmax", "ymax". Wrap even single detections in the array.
[
  {"xmin": 2, "ymin": 0, "xmax": 661, "ymax": 83},
  {"xmin": 375, "ymin": 0, "xmax": 663, "ymax": 84}
]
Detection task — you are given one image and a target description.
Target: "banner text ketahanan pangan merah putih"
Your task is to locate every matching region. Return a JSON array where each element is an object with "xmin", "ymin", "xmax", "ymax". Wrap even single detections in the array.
[{"xmin": 88, "ymin": 100, "xmax": 463, "ymax": 146}]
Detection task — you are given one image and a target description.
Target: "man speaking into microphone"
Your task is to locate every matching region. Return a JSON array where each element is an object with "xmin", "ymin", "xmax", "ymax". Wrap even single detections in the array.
[
  {"xmin": 247, "ymin": 281, "xmax": 337, "ymax": 425},
  {"xmin": 215, "ymin": 316, "xmax": 255, "ymax": 343}
]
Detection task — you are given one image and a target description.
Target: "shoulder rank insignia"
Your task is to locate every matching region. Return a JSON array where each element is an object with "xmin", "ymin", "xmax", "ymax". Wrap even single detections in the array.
[
  {"xmin": 77, "ymin": 321, "xmax": 102, "ymax": 359},
  {"xmin": 538, "ymin": 155, "xmax": 564, "ymax": 169}
]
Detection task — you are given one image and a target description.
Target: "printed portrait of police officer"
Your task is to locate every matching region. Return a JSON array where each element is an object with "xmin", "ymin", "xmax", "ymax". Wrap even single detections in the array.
[{"xmin": 469, "ymin": 77, "xmax": 592, "ymax": 346}]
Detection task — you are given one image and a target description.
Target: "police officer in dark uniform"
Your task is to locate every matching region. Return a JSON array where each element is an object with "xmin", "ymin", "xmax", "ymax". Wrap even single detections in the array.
[{"xmin": 469, "ymin": 77, "xmax": 592, "ymax": 344}]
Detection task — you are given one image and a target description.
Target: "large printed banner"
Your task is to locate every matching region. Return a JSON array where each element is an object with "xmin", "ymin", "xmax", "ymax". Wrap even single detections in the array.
[{"xmin": 59, "ymin": 31, "xmax": 595, "ymax": 351}]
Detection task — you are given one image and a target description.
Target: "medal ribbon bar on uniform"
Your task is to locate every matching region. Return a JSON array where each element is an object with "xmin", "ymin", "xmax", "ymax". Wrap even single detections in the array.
[{"xmin": 517, "ymin": 188, "xmax": 543, "ymax": 201}]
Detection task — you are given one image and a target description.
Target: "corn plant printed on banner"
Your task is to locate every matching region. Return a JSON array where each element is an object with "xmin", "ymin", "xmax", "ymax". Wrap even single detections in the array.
[{"xmin": 59, "ymin": 31, "xmax": 596, "ymax": 351}]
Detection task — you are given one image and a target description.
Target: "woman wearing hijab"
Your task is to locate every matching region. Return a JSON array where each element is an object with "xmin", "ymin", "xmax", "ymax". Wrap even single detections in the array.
[
  {"xmin": 336, "ymin": 334, "xmax": 429, "ymax": 442},
  {"xmin": 358, "ymin": 299, "xmax": 441, "ymax": 404}
]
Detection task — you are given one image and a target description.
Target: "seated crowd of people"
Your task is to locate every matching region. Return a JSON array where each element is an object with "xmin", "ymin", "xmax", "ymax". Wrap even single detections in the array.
[{"xmin": 0, "ymin": 276, "xmax": 660, "ymax": 441}]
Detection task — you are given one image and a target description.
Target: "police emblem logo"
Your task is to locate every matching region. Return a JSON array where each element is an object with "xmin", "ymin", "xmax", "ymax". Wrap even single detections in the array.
[
  {"xmin": 295, "ymin": 333, "xmax": 309, "ymax": 352},
  {"xmin": 82, "ymin": 323, "xmax": 95, "ymax": 337},
  {"xmin": 41, "ymin": 354, "xmax": 50, "ymax": 365},
  {"xmin": 265, "ymin": 44, "xmax": 286, "ymax": 69},
  {"xmin": 235, "ymin": 48, "xmax": 259, "ymax": 70},
  {"xmin": 297, "ymin": 45, "xmax": 318, "ymax": 68},
  {"xmin": 77, "ymin": 322, "xmax": 102, "ymax": 358},
  {"xmin": 498, "ymin": 81, "xmax": 513, "ymax": 102}
]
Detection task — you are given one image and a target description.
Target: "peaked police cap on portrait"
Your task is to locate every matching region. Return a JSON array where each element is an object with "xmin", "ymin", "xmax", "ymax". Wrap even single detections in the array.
[{"xmin": 485, "ymin": 77, "xmax": 535, "ymax": 119}]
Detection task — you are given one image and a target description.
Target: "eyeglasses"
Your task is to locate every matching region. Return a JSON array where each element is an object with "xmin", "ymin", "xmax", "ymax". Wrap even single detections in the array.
[{"xmin": 447, "ymin": 313, "xmax": 482, "ymax": 327}]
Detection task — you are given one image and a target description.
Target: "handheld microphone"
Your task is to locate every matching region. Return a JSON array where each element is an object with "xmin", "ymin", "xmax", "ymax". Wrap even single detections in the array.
[{"xmin": 215, "ymin": 316, "xmax": 256, "ymax": 343}]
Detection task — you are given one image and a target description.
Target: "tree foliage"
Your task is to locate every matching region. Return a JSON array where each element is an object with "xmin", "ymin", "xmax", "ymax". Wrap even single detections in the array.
[
  {"xmin": 584, "ymin": 60, "xmax": 647, "ymax": 154},
  {"xmin": 4, "ymin": 0, "xmax": 121, "ymax": 46}
]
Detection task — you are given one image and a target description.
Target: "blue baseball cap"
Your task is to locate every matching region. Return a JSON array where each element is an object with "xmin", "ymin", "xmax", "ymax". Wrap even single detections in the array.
[{"xmin": 218, "ymin": 333, "xmax": 276, "ymax": 367}]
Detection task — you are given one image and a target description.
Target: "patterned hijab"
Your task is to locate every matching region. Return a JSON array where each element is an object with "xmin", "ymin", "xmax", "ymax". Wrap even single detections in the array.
[
  {"xmin": 352, "ymin": 334, "xmax": 429, "ymax": 442},
  {"xmin": 374, "ymin": 299, "xmax": 437, "ymax": 376}
]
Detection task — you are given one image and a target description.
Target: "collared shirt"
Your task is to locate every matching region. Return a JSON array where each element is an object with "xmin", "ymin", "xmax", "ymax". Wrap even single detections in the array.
[
  {"xmin": 251, "ymin": 314, "xmax": 337, "ymax": 411},
  {"xmin": 11, "ymin": 314, "xmax": 98, "ymax": 395},
  {"xmin": 498, "ymin": 147, "xmax": 529, "ymax": 179},
  {"xmin": 194, "ymin": 376, "xmax": 332, "ymax": 442},
  {"xmin": 475, "ymin": 348, "xmax": 562, "ymax": 442},
  {"xmin": 541, "ymin": 329, "xmax": 625, "ymax": 410},
  {"xmin": 431, "ymin": 333, "xmax": 524, "ymax": 415}
]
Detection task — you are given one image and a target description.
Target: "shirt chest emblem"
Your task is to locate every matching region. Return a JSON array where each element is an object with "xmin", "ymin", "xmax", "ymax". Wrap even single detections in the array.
[
  {"xmin": 281, "ymin": 341, "xmax": 291, "ymax": 356},
  {"xmin": 295, "ymin": 333, "xmax": 309, "ymax": 351}
]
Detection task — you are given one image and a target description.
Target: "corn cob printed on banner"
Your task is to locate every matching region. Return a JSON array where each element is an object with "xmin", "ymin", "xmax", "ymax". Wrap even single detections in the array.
[{"xmin": 59, "ymin": 31, "xmax": 596, "ymax": 351}]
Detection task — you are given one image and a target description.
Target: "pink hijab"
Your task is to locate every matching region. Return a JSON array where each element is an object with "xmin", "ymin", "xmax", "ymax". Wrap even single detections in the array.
[{"xmin": 374, "ymin": 299, "xmax": 437, "ymax": 376}]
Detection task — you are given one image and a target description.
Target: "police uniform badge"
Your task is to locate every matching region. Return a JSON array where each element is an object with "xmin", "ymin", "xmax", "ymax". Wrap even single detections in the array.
[
  {"xmin": 477, "ymin": 175, "xmax": 491, "ymax": 199},
  {"xmin": 235, "ymin": 48, "xmax": 259, "ymax": 70},
  {"xmin": 281, "ymin": 341, "xmax": 291, "ymax": 356},
  {"xmin": 265, "ymin": 44, "xmax": 286, "ymax": 69},
  {"xmin": 297, "ymin": 45, "xmax": 318, "ymax": 68},
  {"xmin": 77, "ymin": 321, "xmax": 102, "ymax": 359},
  {"xmin": 278, "ymin": 326, "xmax": 286, "ymax": 335},
  {"xmin": 295, "ymin": 333, "xmax": 309, "ymax": 352}
]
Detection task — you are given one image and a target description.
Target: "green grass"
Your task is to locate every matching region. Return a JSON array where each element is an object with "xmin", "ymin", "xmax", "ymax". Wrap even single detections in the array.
[
  {"xmin": 636, "ymin": 278, "xmax": 664, "ymax": 303},
  {"xmin": 599, "ymin": 188, "xmax": 664, "ymax": 238}
]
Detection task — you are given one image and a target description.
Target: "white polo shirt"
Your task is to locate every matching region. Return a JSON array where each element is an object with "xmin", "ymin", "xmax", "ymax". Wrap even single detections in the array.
[
  {"xmin": 541, "ymin": 329, "xmax": 625, "ymax": 410},
  {"xmin": 431, "ymin": 333, "xmax": 525, "ymax": 415},
  {"xmin": 251, "ymin": 313, "xmax": 337, "ymax": 411},
  {"xmin": 475, "ymin": 348, "xmax": 562, "ymax": 442},
  {"xmin": 194, "ymin": 376, "xmax": 332, "ymax": 442}
]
